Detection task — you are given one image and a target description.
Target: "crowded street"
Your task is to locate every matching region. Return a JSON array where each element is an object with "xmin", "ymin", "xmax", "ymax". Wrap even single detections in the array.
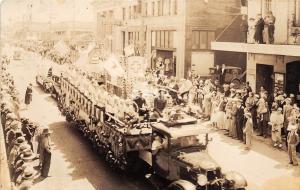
[
  {"xmin": 2, "ymin": 44, "xmax": 300, "ymax": 190},
  {"xmin": 1, "ymin": 0, "xmax": 300, "ymax": 190}
]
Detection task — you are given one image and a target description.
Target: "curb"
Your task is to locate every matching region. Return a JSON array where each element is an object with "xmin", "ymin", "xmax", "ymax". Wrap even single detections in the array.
[{"xmin": 0, "ymin": 115, "xmax": 12, "ymax": 190}]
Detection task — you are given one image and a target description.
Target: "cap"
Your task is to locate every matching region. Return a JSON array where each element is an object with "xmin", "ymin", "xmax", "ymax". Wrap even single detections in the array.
[{"xmin": 21, "ymin": 167, "xmax": 36, "ymax": 180}]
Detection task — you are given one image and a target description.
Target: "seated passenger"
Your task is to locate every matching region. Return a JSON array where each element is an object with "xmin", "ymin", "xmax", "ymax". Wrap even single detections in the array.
[
  {"xmin": 152, "ymin": 133, "xmax": 163, "ymax": 155},
  {"xmin": 153, "ymin": 90, "xmax": 167, "ymax": 117}
]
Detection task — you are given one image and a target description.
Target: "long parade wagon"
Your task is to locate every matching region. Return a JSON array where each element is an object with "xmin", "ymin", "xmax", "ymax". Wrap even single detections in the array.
[{"xmin": 35, "ymin": 71, "xmax": 247, "ymax": 190}]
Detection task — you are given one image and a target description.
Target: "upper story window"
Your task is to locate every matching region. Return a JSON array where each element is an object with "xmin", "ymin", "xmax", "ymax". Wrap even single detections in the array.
[
  {"xmin": 173, "ymin": 0, "xmax": 178, "ymax": 15},
  {"xmin": 151, "ymin": 30, "xmax": 175, "ymax": 49},
  {"xmin": 192, "ymin": 30, "xmax": 215, "ymax": 50},
  {"xmin": 122, "ymin": 8, "xmax": 126, "ymax": 20},
  {"xmin": 264, "ymin": 0, "xmax": 272, "ymax": 12},
  {"xmin": 158, "ymin": 0, "xmax": 161, "ymax": 16},
  {"xmin": 152, "ymin": 2, "xmax": 155, "ymax": 16},
  {"xmin": 144, "ymin": 2, "xmax": 148, "ymax": 16}
]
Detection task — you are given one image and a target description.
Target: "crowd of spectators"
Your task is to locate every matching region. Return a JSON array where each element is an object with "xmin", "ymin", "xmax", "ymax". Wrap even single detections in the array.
[{"xmin": 1, "ymin": 64, "xmax": 52, "ymax": 189}]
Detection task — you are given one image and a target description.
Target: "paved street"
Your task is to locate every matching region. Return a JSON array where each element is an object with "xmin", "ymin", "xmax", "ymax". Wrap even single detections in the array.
[
  {"xmin": 7, "ymin": 50, "xmax": 153, "ymax": 190},
  {"xmin": 5, "ymin": 48, "xmax": 300, "ymax": 190}
]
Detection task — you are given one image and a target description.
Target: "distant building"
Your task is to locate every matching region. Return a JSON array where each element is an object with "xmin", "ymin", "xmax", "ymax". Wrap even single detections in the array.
[
  {"xmin": 212, "ymin": 0, "xmax": 300, "ymax": 104},
  {"xmin": 91, "ymin": 0, "xmax": 243, "ymax": 78}
]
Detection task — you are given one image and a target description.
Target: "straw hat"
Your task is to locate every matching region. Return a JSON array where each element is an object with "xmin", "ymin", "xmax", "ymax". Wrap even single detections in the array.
[
  {"xmin": 21, "ymin": 167, "xmax": 37, "ymax": 180},
  {"xmin": 21, "ymin": 149, "xmax": 36, "ymax": 161}
]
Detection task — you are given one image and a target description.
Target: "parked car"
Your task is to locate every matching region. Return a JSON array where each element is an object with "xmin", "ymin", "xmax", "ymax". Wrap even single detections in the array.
[{"xmin": 209, "ymin": 66, "xmax": 246, "ymax": 87}]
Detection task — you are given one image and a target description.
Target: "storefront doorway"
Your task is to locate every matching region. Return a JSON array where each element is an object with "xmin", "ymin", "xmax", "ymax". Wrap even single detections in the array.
[
  {"xmin": 152, "ymin": 49, "xmax": 176, "ymax": 77},
  {"xmin": 256, "ymin": 64, "xmax": 274, "ymax": 94},
  {"xmin": 286, "ymin": 61, "xmax": 300, "ymax": 105}
]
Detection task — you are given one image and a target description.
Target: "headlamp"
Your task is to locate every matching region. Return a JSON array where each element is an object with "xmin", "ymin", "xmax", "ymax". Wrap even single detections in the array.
[{"xmin": 197, "ymin": 174, "xmax": 208, "ymax": 186}]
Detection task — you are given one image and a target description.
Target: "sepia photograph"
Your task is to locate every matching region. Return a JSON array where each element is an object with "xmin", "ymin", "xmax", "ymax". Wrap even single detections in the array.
[{"xmin": 0, "ymin": 0, "xmax": 299, "ymax": 190}]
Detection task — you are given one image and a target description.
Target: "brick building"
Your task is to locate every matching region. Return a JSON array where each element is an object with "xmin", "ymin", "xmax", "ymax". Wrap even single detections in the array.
[{"xmin": 91, "ymin": 0, "xmax": 244, "ymax": 78}]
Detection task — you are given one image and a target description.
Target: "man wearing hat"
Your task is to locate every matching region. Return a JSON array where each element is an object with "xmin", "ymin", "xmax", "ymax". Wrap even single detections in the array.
[
  {"xmin": 283, "ymin": 98, "xmax": 293, "ymax": 146},
  {"xmin": 8, "ymin": 137, "xmax": 26, "ymax": 178},
  {"xmin": 154, "ymin": 90, "xmax": 167, "ymax": 117},
  {"xmin": 40, "ymin": 128, "xmax": 52, "ymax": 178},
  {"xmin": 24, "ymin": 83, "xmax": 33, "ymax": 109},
  {"xmin": 236, "ymin": 99, "xmax": 245, "ymax": 141},
  {"xmin": 133, "ymin": 91, "xmax": 148, "ymax": 117},
  {"xmin": 16, "ymin": 166, "xmax": 36, "ymax": 189},
  {"xmin": 269, "ymin": 107, "xmax": 284, "ymax": 148},
  {"xmin": 14, "ymin": 149, "xmax": 36, "ymax": 183},
  {"xmin": 287, "ymin": 122, "xmax": 299, "ymax": 166}
]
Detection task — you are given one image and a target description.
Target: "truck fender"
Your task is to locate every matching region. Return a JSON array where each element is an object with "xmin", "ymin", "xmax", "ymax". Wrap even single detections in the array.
[{"xmin": 167, "ymin": 180, "xmax": 197, "ymax": 190}]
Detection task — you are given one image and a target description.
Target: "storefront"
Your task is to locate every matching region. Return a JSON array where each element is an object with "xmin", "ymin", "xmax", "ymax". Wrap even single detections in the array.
[
  {"xmin": 246, "ymin": 53, "xmax": 300, "ymax": 105},
  {"xmin": 150, "ymin": 30, "xmax": 177, "ymax": 77}
]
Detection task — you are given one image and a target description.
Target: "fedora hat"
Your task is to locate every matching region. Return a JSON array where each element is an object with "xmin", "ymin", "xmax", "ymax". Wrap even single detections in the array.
[
  {"xmin": 42, "ymin": 128, "xmax": 52, "ymax": 135},
  {"xmin": 21, "ymin": 167, "xmax": 36, "ymax": 180},
  {"xmin": 21, "ymin": 149, "xmax": 36, "ymax": 161}
]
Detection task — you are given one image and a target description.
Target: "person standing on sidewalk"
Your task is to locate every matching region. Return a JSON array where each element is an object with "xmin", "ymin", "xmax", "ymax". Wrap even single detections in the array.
[
  {"xmin": 24, "ymin": 83, "xmax": 33, "ymax": 109},
  {"xmin": 287, "ymin": 124, "xmax": 299, "ymax": 166},
  {"xmin": 243, "ymin": 112, "xmax": 253, "ymax": 150},
  {"xmin": 236, "ymin": 99, "xmax": 245, "ymax": 142},
  {"xmin": 269, "ymin": 107, "xmax": 284, "ymax": 148},
  {"xmin": 40, "ymin": 128, "xmax": 52, "ymax": 178}
]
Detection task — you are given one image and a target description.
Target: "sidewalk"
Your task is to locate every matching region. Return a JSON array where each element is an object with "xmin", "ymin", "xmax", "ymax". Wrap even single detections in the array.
[
  {"xmin": 0, "ymin": 116, "xmax": 12, "ymax": 190},
  {"xmin": 204, "ymin": 122, "xmax": 300, "ymax": 190}
]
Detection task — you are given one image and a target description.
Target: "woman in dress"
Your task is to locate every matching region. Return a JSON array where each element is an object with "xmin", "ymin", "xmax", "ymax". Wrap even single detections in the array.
[{"xmin": 24, "ymin": 83, "xmax": 33, "ymax": 109}]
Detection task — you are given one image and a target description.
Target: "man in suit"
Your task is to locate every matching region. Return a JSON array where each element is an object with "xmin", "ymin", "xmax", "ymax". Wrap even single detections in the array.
[
  {"xmin": 240, "ymin": 14, "xmax": 248, "ymax": 43},
  {"xmin": 254, "ymin": 14, "xmax": 264, "ymax": 44},
  {"xmin": 40, "ymin": 128, "xmax": 52, "ymax": 178},
  {"xmin": 287, "ymin": 124, "xmax": 299, "ymax": 166},
  {"xmin": 154, "ymin": 90, "xmax": 167, "ymax": 117},
  {"xmin": 236, "ymin": 99, "xmax": 245, "ymax": 141}
]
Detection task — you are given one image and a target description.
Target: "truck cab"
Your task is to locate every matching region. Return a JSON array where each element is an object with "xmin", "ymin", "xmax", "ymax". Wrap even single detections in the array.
[{"xmin": 150, "ymin": 120, "xmax": 247, "ymax": 190}]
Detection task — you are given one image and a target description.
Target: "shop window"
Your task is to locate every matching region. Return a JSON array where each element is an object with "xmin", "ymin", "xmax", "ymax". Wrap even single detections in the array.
[
  {"xmin": 152, "ymin": 31, "xmax": 156, "ymax": 46},
  {"xmin": 161, "ymin": 31, "xmax": 165, "ymax": 47},
  {"xmin": 156, "ymin": 31, "xmax": 161, "ymax": 47}
]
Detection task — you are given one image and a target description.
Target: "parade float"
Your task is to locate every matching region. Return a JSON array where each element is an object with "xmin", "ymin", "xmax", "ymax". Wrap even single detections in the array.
[{"xmin": 35, "ymin": 52, "xmax": 247, "ymax": 190}]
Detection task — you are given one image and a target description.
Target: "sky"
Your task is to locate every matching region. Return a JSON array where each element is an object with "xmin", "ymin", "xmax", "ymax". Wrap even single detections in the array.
[{"xmin": 1, "ymin": 0, "xmax": 95, "ymax": 25}]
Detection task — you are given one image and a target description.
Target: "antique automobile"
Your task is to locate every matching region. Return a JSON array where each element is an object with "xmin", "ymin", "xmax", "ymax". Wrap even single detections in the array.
[
  {"xmin": 146, "ymin": 120, "xmax": 247, "ymax": 190},
  {"xmin": 208, "ymin": 66, "xmax": 246, "ymax": 87}
]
